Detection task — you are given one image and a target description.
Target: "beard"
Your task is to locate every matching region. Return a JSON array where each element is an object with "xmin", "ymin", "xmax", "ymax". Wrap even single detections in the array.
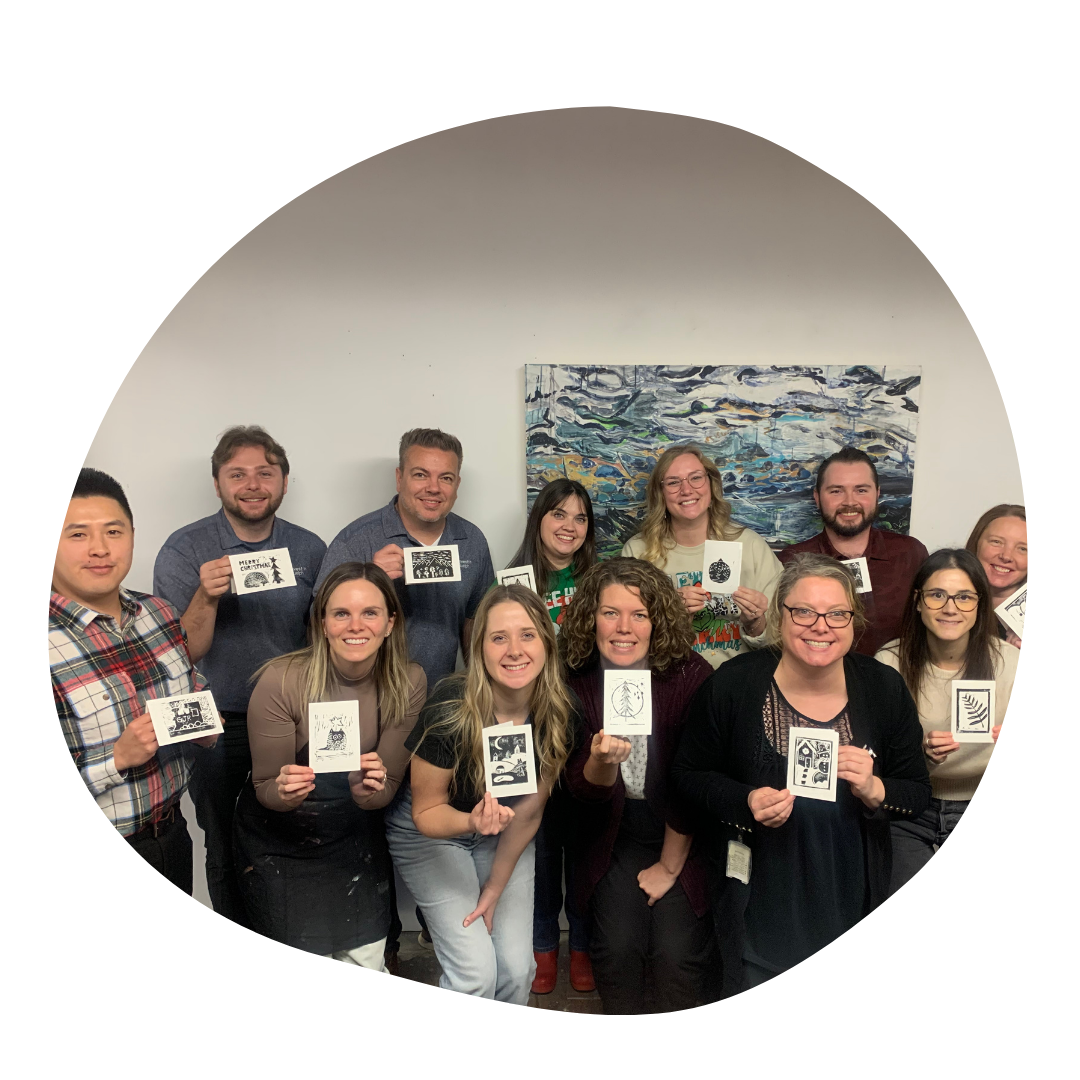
[
  {"xmin": 822, "ymin": 503, "xmax": 877, "ymax": 538},
  {"xmin": 222, "ymin": 489, "xmax": 284, "ymax": 525}
]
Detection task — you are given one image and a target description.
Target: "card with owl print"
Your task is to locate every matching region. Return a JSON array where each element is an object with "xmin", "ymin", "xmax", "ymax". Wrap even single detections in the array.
[
  {"xmin": 950, "ymin": 680, "xmax": 996, "ymax": 744},
  {"xmin": 308, "ymin": 700, "xmax": 363, "ymax": 772},
  {"xmin": 602, "ymin": 669, "xmax": 652, "ymax": 736},
  {"xmin": 701, "ymin": 540, "xmax": 742, "ymax": 595}
]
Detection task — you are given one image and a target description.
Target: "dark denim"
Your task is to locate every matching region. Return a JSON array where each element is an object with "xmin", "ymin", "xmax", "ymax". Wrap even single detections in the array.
[
  {"xmin": 889, "ymin": 796, "xmax": 969, "ymax": 894},
  {"xmin": 126, "ymin": 810, "xmax": 194, "ymax": 894}
]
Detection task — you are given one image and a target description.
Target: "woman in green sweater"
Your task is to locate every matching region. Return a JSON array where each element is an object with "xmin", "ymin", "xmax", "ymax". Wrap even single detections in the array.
[{"xmin": 876, "ymin": 548, "xmax": 1019, "ymax": 892}]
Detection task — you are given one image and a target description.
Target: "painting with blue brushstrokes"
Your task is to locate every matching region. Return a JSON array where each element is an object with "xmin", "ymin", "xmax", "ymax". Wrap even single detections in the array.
[{"xmin": 525, "ymin": 364, "xmax": 921, "ymax": 557}]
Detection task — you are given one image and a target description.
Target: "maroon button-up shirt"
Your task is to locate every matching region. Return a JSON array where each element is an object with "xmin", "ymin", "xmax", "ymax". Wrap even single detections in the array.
[{"xmin": 778, "ymin": 527, "xmax": 929, "ymax": 656}]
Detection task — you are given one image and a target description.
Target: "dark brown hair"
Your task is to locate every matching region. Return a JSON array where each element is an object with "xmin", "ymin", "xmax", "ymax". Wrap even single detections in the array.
[
  {"xmin": 508, "ymin": 478, "xmax": 596, "ymax": 596},
  {"xmin": 398, "ymin": 428, "xmax": 463, "ymax": 472},
  {"xmin": 815, "ymin": 446, "xmax": 879, "ymax": 494},
  {"xmin": 211, "ymin": 425, "xmax": 290, "ymax": 479}
]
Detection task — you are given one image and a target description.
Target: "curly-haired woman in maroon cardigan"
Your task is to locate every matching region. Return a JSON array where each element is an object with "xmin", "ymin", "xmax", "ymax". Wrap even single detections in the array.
[{"xmin": 559, "ymin": 557, "xmax": 715, "ymax": 1014}]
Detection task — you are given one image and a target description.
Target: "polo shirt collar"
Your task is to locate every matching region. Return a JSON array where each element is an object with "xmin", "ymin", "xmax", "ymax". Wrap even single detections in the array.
[
  {"xmin": 381, "ymin": 496, "xmax": 466, "ymax": 544},
  {"xmin": 214, "ymin": 507, "xmax": 281, "ymax": 550}
]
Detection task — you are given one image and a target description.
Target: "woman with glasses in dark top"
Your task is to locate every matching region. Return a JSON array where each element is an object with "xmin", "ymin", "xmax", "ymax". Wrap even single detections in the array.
[
  {"xmin": 875, "ymin": 549, "xmax": 1019, "ymax": 892},
  {"xmin": 673, "ymin": 552, "xmax": 929, "ymax": 992}
]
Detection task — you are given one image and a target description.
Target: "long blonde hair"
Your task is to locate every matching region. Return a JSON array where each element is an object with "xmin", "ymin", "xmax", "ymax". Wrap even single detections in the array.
[
  {"xmin": 252, "ymin": 562, "xmax": 414, "ymax": 726},
  {"xmin": 636, "ymin": 443, "xmax": 741, "ymax": 567},
  {"xmin": 416, "ymin": 584, "xmax": 574, "ymax": 801}
]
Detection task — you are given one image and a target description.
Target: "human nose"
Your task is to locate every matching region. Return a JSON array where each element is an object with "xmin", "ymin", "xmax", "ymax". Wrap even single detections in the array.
[
  {"xmin": 615, "ymin": 612, "xmax": 633, "ymax": 633},
  {"xmin": 87, "ymin": 527, "xmax": 110, "ymax": 555}
]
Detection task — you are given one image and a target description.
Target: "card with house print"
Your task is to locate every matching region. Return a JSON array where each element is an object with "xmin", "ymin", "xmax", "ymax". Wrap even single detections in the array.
[
  {"xmin": 308, "ymin": 700, "xmax": 364, "ymax": 772},
  {"xmin": 950, "ymin": 680, "xmax": 996, "ymax": 744},
  {"xmin": 702, "ymin": 540, "xmax": 742, "ymax": 595},
  {"xmin": 483, "ymin": 723, "xmax": 538, "ymax": 797},
  {"xmin": 786, "ymin": 726, "xmax": 839, "ymax": 802},
  {"xmin": 496, "ymin": 564, "xmax": 537, "ymax": 592},
  {"xmin": 602, "ymin": 668, "xmax": 653, "ymax": 736},
  {"xmin": 147, "ymin": 689, "xmax": 224, "ymax": 746},
  {"xmin": 402, "ymin": 544, "xmax": 462, "ymax": 584},
  {"xmin": 229, "ymin": 547, "xmax": 297, "ymax": 595}
]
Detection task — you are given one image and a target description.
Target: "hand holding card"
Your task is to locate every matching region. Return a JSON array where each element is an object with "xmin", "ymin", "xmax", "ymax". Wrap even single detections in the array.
[{"xmin": 702, "ymin": 540, "xmax": 742, "ymax": 595}]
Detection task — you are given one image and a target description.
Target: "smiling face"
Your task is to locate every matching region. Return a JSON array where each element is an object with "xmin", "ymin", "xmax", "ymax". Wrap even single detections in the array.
[
  {"xmin": 53, "ymin": 496, "xmax": 134, "ymax": 612},
  {"xmin": 213, "ymin": 445, "xmax": 288, "ymax": 528},
  {"xmin": 323, "ymin": 578, "xmax": 394, "ymax": 677},
  {"xmin": 595, "ymin": 583, "xmax": 653, "ymax": 667},
  {"xmin": 482, "ymin": 601, "xmax": 547, "ymax": 693},
  {"xmin": 660, "ymin": 452, "xmax": 712, "ymax": 529},
  {"xmin": 917, "ymin": 568, "xmax": 979, "ymax": 647},
  {"xmin": 814, "ymin": 461, "xmax": 879, "ymax": 539},
  {"xmin": 976, "ymin": 515, "xmax": 1027, "ymax": 597},
  {"xmin": 538, "ymin": 494, "xmax": 589, "ymax": 569},
  {"xmin": 779, "ymin": 576, "xmax": 855, "ymax": 669},
  {"xmin": 395, "ymin": 446, "xmax": 461, "ymax": 532}
]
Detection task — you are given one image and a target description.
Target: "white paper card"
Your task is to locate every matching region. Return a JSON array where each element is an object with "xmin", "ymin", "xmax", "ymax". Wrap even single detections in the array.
[
  {"xmin": 840, "ymin": 556, "xmax": 871, "ymax": 594},
  {"xmin": 786, "ymin": 726, "xmax": 840, "ymax": 801},
  {"xmin": 702, "ymin": 540, "xmax": 742, "ymax": 594},
  {"xmin": 229, "ymin": 548, "xmax": 296, "ymax": 595},
  {"xmin": 951, "ymin": 680, "xmax": 996, "ymax": 743},
  {"xmin": 994, "ymin": 585, "xmax": 1026, "ymax": 639},
  {"xmin": 146, "ymin": 689, "xmax": 224, "ymax": 746},
  {"xmin": 308, "ymin": 700, "xmax": 364, "ymax": 772},
  {"xmin": 496, "ymin": 564, "xmax": 537, "ymax": 592},
  {"xmin": 483, "ymin": 723, "xmax": 537, "ymax": 797},
  {"xmin": 602, "ymin": 668, "xmax": 653, "ymax": 736},
  {"xmin": 402, "ymin": 544, "xmax": 462, "ymax": 584},
  {"xmin": 726, "ymin": 838, "xmax": 752, "ymax": 884}
]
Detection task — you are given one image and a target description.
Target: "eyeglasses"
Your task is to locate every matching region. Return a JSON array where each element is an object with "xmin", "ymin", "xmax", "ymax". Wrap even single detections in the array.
[
  {"xmin": 919, "ymin": 589, "xmax": 979, "ymax": 612},
  {"xmin": 782, "ymin": 604, "xmax": 855, "ymax": 628},
  {"xmin": 662, "ymin": 471, "xmax": 709, "ymax": 493}
]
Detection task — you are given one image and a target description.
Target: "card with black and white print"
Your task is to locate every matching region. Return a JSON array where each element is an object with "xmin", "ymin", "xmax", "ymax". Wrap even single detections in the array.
[
  {"xmin": 994, "ymin": 585, "xmax": 1026, "ymax": 640},
  {"xmin": 483, "ymin": 723, "xmax": 537, "ymax": 797},
  {"xmin": 702, "ymin": 540, "xmax": 742, "ymax": 594},
  {"xmin": 840, "ymin": 556, "xmax": 871, "ymax": 594},
  {"xmin": 402, "ymin": 544, "xmax": 462, "ymax": 584},
  {"xmin": 602, "ymin": 668, "xmax": 652, "ymax": 736},
  {"xmin": 308, "ymin": 700, "xmax": 363, "ymax": 772},
  {"xmin": 786, "ymin": 726, "xmax": 840, "ymax": 802},
  {"xmin": 951, "ymin": 680, "xmax": 996, "ymax": 743},
  {"xmin": 496, "ymin": 564, "xmax": 537, "ymax": 592},
  {"xmin": 229, "ymin": 548, "xmax": 297, "ymax": 595},
  {"xmin": 147, "ymin": 689, "xmax": 224, "ymax": 746}
]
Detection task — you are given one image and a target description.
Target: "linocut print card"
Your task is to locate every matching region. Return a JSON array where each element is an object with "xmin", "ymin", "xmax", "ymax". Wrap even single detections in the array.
[
  {"xmin": 496, "ymin": 564, "xmax": 537, "ymax": 592},
  {"xmin": 309, "ymin": 700, "xmax": 363, "ymax": 772},
  {"xmin": 229, "ymin": 547, "xmax": 297, "ymax": 595},
  {"xmin": 147, "ymin": 689, "xmax": 224, "ymax": 746},
  {"xmin": 483, "ymin": 724, "xmax": 538, "ymax": 797},
  {"xmin": 951, "ymin": 680, "xmax": 996, "ymax": 743},
  {"xmin": 841, "ymin": 556, "xmax": 871, "ymax": 594},
  {"xmin": 403, "ymin": 544, "xmax": 462, "ymax": 584},
  {"xmin": 786, "ymin": 726, "xmax": 840, "ymax": 802},
  {"xmin": 995, "ymin": 585, "xmax": 1026, "ymax": 640},
  {"xmin": 602, "ymin": 668, "xmax": 653, "ymax": 736},
  {"xmin": 702, "ymin": 540, "xmax": 742, "ymax": 595}
]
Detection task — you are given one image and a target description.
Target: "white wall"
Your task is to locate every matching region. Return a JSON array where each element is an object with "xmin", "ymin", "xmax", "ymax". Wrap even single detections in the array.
[{"xmin": 86, "ymin": 107, "xmax": 1022, "ymax": 591}]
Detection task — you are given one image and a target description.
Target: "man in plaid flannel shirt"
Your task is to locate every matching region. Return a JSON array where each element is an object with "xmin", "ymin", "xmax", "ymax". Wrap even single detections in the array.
[{"xmin": 50, "ymin": 467, "xmax": 218, "ymax": 892}]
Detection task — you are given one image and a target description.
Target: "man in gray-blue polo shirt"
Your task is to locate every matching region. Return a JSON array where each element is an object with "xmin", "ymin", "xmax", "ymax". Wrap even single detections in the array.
[{"xmin": 153, "ymin": 425, "xmax": 325, "ymax": 926}]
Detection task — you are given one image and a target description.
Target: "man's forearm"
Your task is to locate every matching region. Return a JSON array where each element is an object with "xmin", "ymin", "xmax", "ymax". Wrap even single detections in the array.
[{"xmin": 181, "ymin": 589, "xmax": 219, "ymax": 663}]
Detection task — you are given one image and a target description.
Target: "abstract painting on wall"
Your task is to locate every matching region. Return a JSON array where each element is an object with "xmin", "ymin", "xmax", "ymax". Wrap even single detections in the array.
[{"xmin": 525, "ymin": 364, "xmax": 921, "ymax": 557}]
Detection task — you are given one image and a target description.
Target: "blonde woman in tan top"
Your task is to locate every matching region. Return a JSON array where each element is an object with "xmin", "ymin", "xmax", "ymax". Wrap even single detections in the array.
[{"xmin": 234, "ymin": 561, "xmax": 426, "ymax": 968}]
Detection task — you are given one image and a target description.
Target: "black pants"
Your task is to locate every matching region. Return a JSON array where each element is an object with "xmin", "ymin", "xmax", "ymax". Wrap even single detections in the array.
[
  {"xmin": 588, "ymin": 801, "xmax": 713, "ymax": 1014},
  {"xmin": 126, "ymin": 810, "xmax": 194, "ymax": 894},
  {"xmin": 189, "ymin": 710, "xmax": 251, "ymax": 926}
]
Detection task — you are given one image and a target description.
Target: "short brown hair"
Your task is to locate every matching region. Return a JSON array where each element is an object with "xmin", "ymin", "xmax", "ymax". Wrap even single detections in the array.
[
  {"xmin": 398, "ymin": 428, "xmax": 463, "ymax": 472},
  {"xmin": 211, "ymin": 425, "xmax": 290, "ymax": 478}
]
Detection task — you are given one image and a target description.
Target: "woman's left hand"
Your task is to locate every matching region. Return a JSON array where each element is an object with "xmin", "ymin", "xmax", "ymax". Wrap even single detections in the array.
[
  {"xmin": 463, "ymin": 883, "xmax": 503, "ymax": 933},
  {"xmin": 992, "ymin": 724, "xmax": 1002, "ymax": 743},
  {"xmin": 636, "ymin": 862, "xmax": 678, "ymax": 907},
  {"xmin": 732, "ymin": 586, "xmax": 769, "ymax": 636},
  {"xmin": 837, "ymin": 745, "xmax": 884, "ymax": 809},
  {"xmin": 348, "ymin": 752, "xmax": 387, "ymax": 800}
]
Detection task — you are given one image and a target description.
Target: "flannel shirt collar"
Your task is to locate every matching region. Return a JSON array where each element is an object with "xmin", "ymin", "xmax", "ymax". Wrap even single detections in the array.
[
  {"xmin": 817, "ymin": 525, "xmax": 888, "ymax": 563},
  {"xmin": 213, "ymin": 506, "xmax": 282, "ymax": 551},
  {"xmin": 50, "ymin": 586, "xmax": 142, "ymax": 632},
  {"xmin": 380, "ymin": 496, "xmax": 466, "ymax": 545}
]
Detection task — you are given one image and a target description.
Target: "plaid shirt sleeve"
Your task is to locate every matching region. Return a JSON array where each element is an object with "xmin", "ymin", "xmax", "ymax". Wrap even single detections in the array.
[{"xmin": 50, "ymin": 588, "xmax": 207, "ymax": 836}]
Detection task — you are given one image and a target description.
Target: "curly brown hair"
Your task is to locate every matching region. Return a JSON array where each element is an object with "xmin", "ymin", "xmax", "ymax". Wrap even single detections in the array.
[{"xmin": 559, "ymin": 557, "xmax": 694, "ymax": 674}]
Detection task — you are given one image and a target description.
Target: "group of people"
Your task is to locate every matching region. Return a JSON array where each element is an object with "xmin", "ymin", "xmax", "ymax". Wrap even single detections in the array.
[{"xmin": 50, "ymin": 423, "xmax": 1026, "ymax": 1012}]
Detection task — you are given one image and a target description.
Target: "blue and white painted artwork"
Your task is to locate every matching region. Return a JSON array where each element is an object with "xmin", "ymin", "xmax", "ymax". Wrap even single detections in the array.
[{"xmin": 525, "ymin": 364, "xmax": 922, "ymax": 557}]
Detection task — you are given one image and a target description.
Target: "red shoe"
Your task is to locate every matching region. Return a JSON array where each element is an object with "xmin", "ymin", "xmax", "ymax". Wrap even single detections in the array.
[
  {"xmin": 531, "ymin": 949, "xmax": 558, "ymax": 994},
  {"xmin": 569, "ymin": 950, "xmax": 595, "ymax": 992}
]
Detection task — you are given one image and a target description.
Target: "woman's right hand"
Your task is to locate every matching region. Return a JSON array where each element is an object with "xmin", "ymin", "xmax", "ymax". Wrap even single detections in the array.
[
  {"xmin": 748, "ymin": 786, "xmax": 795, "ymax": 828},
  {"xmin": 468, "ymin": 791, "xmax": 515, "ymax": 836},
  {"xmin": 924, "ymin": 730, "xmax": 960, "ymax": 763},
  {"xmin": 276, "ymin": 763, "xmax": 316, "ymax": 808},
  {"xmin": 677, "ymin": 584, "xmax": 710, "ymax": 615},
  {"xmin": 589, "ymin": 730, "xmax": 633, "ymax": 765}
]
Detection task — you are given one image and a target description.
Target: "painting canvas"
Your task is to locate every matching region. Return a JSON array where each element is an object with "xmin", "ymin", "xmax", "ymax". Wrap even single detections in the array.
[{"xmin": 525, "ymin": 364, "xmax": 921, "ymax": 556}]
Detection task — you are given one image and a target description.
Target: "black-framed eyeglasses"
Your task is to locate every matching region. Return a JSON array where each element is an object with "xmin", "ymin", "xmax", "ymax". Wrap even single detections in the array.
[
  {"xmin": 919, "ymin": 589, "xmax": 979, "ymax": 612},
  {"xmin": 782, "ymin": 604, "xmax": 855, "ymax": 628}
]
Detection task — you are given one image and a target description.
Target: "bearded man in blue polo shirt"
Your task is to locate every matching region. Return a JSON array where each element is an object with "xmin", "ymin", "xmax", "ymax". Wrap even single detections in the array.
[{"xmin": 153, "ymin": 425, "xmax": 326, "ymax": 926}]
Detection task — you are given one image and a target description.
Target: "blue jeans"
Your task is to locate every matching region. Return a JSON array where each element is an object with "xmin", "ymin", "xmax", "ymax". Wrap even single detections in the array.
[
  {"xmin": 889, "ymin": 797, "xmax": 969, "ymax": 894},
  {"xmin": 533, "ymin": 786, "xmax": 589, "ymax": 953},
  {"xmin": 386, "ymin": 786, "xmax": 536, "ymax": 1005}
]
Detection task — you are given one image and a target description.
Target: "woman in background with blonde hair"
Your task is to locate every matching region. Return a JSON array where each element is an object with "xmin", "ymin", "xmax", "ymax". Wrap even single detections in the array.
[
  {"xmin": 623, "ymin": 442, "xmax": 782, "ymax": 669},
  {"xmin": 385, "ymin": 584, "xmax": 578, "ymax": 1005}
]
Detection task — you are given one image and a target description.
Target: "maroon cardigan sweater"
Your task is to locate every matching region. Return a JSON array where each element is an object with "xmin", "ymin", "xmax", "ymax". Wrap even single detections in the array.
[{"xmin": 565, "ymin": 651, "xmax": 714, "ymax": 918}]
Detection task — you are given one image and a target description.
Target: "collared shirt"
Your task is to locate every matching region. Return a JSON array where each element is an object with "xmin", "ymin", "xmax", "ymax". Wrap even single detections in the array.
[
  {"xmin": 315, "ymin": 497, "xmax": 494, "ymax": 689},
  {"xmin": 153, "ymin": 509, "xmax": 326, "ymax": 712},
  {"xmin": 778, "ymin": 526, "xmax": 929, "ymax": 656},
  {"xmin": 50, "ymin": 587, "xmax": 206, "ymax": 837}
]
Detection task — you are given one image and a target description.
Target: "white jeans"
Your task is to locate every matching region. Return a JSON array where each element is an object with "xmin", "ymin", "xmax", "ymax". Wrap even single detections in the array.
[{"xmin": 325, "ymin": 936, "xmax": 388, "ymax": 971}]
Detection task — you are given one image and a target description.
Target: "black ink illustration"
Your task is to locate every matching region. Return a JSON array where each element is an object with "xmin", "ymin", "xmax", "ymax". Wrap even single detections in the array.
[
  {"xmin": 166, "ymin": 698, "xmax": 215, "ymax": 738},
  {"xmin": 270, "ymin": 556, "xmax": 284, "ymax": 585},
  {"xmin": 321, "ymin": 726, "xmax": 346, "ymax": 752},
  {"xmin": 792, "ymin": 736, "xmax": 833, "ymax": 789},
  {"xmin": 609, "ymin": 678, "xmax": 645, "ymax": 719},
  {"xmin": 244, "ymin": 571, "xmax": 269, "ymax": 589},
  {"xmin": 708, "ymin": 558, "xmax": 731, "ymax": 586},
  {"xmin": 1005, "ymin": 589, "xmax": 1026, "ymax": 621},
  {"xmin": 501, "ymin": 572, "xmax": 532, "ymax": 588},
  {"xmin": 488, "ymin": 732, "xmax": 529, "ymax": 786},
  {"xmin": 846, "ymin": 561, "xmax": 865, "ymax": 590},
  {"xmin": 956, "ymin": 689, "xmax": 991, "ymax": 733},
  {"xmin": 411, "ymin": 549, "xmax": 455, "ymax": 579}
]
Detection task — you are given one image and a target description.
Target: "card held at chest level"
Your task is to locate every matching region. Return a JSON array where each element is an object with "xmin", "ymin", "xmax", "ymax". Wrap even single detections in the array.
[
  {"xmin": 786, "ymin": 726, "xmax": 840, "ymax": 802},
  {"xmin": 840, "ymin": 556, "xmax": 871, "ymax": 594},
  {"xmin": 483, "ymin": 723, "xmax": 538, "ymax": 797},
  {"xmin": 146, "ymin": 689, "xmax": 224, "ymax": 746},
  {"xmin": 308, "ymin": 700, "xmax": 364, "ymax": 772},
  {"xmin": 994, "ymin": 584, "xmax": 1025, "ymax": 640},
  {"xmin": 701, "ymin": 540, "xmax": 742, "ymax": 595},
  {"xmin": 402, "ymin": 544, "xmax": 462, "ymax": 584},
  {"xmin": 229, "ymin": 547, "xmax": 297, "ymax": 595},
  {"xmin": 950, "ymin": 679, "xmax": 996, "ymax": 743},
  {"xmin": 602, "ymin": 668, "xmax": 652, "ymax": 736}
]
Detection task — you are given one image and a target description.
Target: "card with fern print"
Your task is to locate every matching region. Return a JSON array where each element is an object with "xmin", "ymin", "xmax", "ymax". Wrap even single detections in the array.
[{"xmin": 950, "ymin": 680, "xmax": 996, "ymax": 744}]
